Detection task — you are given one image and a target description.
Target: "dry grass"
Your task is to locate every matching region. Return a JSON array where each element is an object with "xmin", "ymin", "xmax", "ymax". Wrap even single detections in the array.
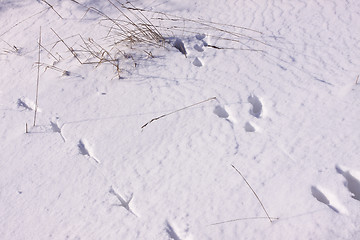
[
  {"xmin": 33, "ymin": 27, "xmax": 41, "ymax": 127},
  {"xmin": 1, "ymin": 0, "xmax": 266, "ymax": 79},
  {"xmin": 40, "ymin": 0, "xmax": 63, "ymax": 19},
  {"xmin": 231, "ymin": 164, "xmax": 274, "ymax": 223},
  {"xmin": 141, "ymin": 97, "xmax": 217, "ymax": 129}
]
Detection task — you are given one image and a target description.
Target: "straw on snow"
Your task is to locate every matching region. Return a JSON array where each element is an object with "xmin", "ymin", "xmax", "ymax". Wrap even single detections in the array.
[{"xmin": 141, "ymin": 97, "xmax": 217, "ymax": 129}]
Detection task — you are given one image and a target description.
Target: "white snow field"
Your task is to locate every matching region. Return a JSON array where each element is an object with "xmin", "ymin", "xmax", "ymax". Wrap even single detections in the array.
[{"xmin": 1, "ymin": 0, "xmax": 360, "ymax": 239}]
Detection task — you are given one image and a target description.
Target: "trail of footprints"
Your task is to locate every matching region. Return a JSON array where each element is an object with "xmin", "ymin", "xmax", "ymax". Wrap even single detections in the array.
[
  {"xmin": 25, "ymin": 115, "xmax": 136, "ymax": 216},
  {"xmin": 213, "ymin": 95, "xmax": 360, "ymax": 217},
  {"xmin": 77, "ymin": 139, "xmax": 137, "ymax": 216},
  {"xmin": 311, "ymin": 165, "xmax": 360, "ymax": 214},
  {"xmin": 173, "ymin": 33, "xmax": 209, "ymax": 67},
  {"xmin": 213, "ymin": 94, "xmax": 263, "ymax": 133}
]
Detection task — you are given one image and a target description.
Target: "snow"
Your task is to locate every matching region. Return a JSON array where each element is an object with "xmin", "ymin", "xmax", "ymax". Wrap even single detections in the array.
[{"xmin": 1, "ymin": 0, "xmax": 360, "ymax": 239}]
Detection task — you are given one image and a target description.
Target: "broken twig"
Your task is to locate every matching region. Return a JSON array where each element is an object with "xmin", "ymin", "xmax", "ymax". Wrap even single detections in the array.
[
  {"xmin": 209, "ymin": 216, "xmax": 279, "ymax": 226},
  {"xmin": 33, "ymin": 27, "xmax": 41, "ymax": 127},
  {"xmin": 141, "ymin": 97, "xmax": 217, "ymax": 129},
  {"xmin": 51, "ymin": 28, "xmax": 83, "ymax": 64},
  {"xmin": 41, "ymin": 0, "xmax": 63, "ymax": 19},
  {"xmin": 231, "ymin": 164, "xmax": 274, "ymax": 223}
]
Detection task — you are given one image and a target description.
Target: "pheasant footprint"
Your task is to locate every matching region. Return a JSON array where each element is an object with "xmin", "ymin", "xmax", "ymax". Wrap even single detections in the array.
[
  {"xmin": 311, "ymin": 185, "xmax": 348, "ymax": 214},
  {"xmin": 165, "ymin": 221, "xmax": 181, "ymax": 240}
]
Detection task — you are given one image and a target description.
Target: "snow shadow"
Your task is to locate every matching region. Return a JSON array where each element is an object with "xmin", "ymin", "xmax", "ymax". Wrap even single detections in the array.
[
  {"xmin": 311, "ymin": 186, "xmax": 348, "ymax": 214},
  {"xmin": 311, "ymin": 186, "xmax": 330, "ymax": 205},
  {"xmin": 78, "ymin": 139, "xmax": 90, "ymax": 157},
  {"xmin": 193, "ymin": 57, "xmax": 202, "ymax": 67},
  {"xmin": 213, "ymin": 105, "xmax": 229, "ymax": 118},
  {"xmin": 336, "ymin": 165, "xmax": 360, "ymax": 201},
  {"xmin": 244, "ymin": 122, "xmax": 256, "ymax": 132},
  {"xmin": 248, "ymin": 95, "xmax": 262, "ymax": 118},
  {"xmin": 165, "ymin": 221, "xmax": 181, "ymax": 240},
  {"xmin": 173, "ymin": 38, "xmax": 187, "ymax": 56}
]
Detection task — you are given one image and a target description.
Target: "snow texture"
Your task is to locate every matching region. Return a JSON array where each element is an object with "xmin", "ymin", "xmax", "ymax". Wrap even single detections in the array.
[{"xmin": 1, "ymin": 0, "xmax": 360, "ymax": 239}]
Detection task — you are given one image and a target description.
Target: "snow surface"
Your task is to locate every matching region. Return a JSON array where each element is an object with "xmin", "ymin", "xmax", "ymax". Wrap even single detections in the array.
[{"xmin": 1, "ymin": 0, "xmax": 360, "ymax": 239}]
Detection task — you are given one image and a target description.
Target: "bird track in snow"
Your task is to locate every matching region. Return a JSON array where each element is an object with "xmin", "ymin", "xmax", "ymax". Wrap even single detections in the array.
[
  {"xmin": 336, "ymin": 165, "xmax": 360, "ymax": 201},
  {"xmin": 109, "ymin": 186, "xmax": 137, "ymax": 217},
  {"xmin": 311, "ymin": 185, "xmax": 348, "ymax": 214},
  {"xmin": 311, "ymin": 165, "xmax": 360, "ymax": 215},
  {"xmin": 50, "ymin": 121, "xmax": 66, "ymax": 142},
  {"xmin": 165, "ymin": 221, "xmax": 181, "ymax": 240},
  {"xmin": 78, "ymin": 139, "xmax": 100, "ymax": 164}
]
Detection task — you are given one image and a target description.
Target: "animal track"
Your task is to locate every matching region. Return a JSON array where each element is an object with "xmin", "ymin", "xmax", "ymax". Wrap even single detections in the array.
[
  {"xmin": 165, "ymin": 221, "xmax": 181, "ymax": 240},
  {"xmin": 78, "ymin": 139, "xmax": 100, "ymax": 163},
  {"xmin": 195, "ymin": 33, "xmax": 206, "ymax": 40},
  {"xmin": 244, "ymin": 122, "xmax": 256, "ymax": 132},
  {"xmin": 173, "ymin": 38, "xmax": 187, "ymax": 56},
  {"xmin": 193, "ymin": 57, "xmax": 203, "ymax": 67},
  {"xmin": 17, "ymin": 97, "xmax": 40, "ymax": 111},
  {"xmin": 244, "ymin": 94, "xmax": 263, "ymax": 133},
  {"xmin": 109, "ymin": 186, "xmax": 137, "ymax": 217},
  {"xmin": 336, "ymin": 165, "xmax": 360, "ymax": 201},
  {"xmin": 248, "ymin": 95, "xmax": 262, "ymax": 118},
  {"xmin": 194, "ymin": 44, "xmax": 204, "ymax": 52},
  {"xmin": 213, "ymin": 104, "xmax": 239, "ymax": 153},
  {"xmin": 311, "ymin": 185, "xmax": 348, "ymax": 214},
  {"xmin": 311, "ymin": 186, "xmax": 330, "ymax": 205},
  {"xmin": 213, "ymin": 105, "xmax": 229, "ymax": 119},
  {"xmin": 50, "ymin": 121, "xmax": 66, "ymax": 142},
  {"xmin": 195, "ymin": 33, "xmax": 209, "ymax": 47}
]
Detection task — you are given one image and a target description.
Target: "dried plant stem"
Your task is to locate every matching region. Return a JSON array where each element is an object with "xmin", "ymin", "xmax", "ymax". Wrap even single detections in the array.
[
  {"xmin": 33, "ymin": 27, "xmax": 41, "ymax": 127},
  {"xmin": 41, "ymin": 0, "xmax": 63, "ymax": 19},
  {"xmin": 51, "ymin": 28, "xmax": 83, "ymax": 64},
  {"xmin": 141, "ymin": 97, "xmax": 217, "ymax": 129},
  {"xmin": 209, "ymin": 216, "xmax": 279, "ymax": 226},
  {"xmin": 231, "ymin": 164, "xmax": 273, "ymax": 223},
  {"xmin": 356, "ymin": 75, "xmax": 359, "ymax": 85},
  {"xmin": 39, "ymin": 43, "xmax": 60, "ymax": 62},
  {"xmin": 39, "ymin": 62, "xmax": 68, "ymax": 75},
  {"xmin": 0, "ymin": 8, "xmax": 49, "ymax": 38}
]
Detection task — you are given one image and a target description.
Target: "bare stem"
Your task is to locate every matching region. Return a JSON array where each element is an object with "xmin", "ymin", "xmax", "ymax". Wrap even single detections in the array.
[
  {"xmin": 33, "ymin": 27, "xmax": 41, "ymax": 127},
  {"xmin": 141, "ymin": 97, "xmax": 216, "ymax": 129},
  {"xmin": 51, "ymin": 28, "xmax": 83, "ymax": 64},
  {"xmin": 41, "ymin": 0, "xmax": 63, "ymax": 19},
  {"xmin": 231, "ymin": 164, "xmax": 273, "ymax": 223},
  {"xmin": 209, "ymin": 216, "xmax": 279, "ymax": 226}
]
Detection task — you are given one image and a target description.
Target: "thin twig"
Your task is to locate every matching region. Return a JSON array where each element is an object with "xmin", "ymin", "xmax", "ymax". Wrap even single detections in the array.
[
  {"xmin": 209, "ymin": 216, "xmax": 279, "ymax": 226},
  {"xmin": 356, "ymin": 75, "xmax": 359, "ymax": 85},
  {"xmin": 141, "ymin": 97, "xmax": 216, "ymax": 129},
  {"xmin": 41, "ymin": 0, "xmax": 63, "ymax": 19},
  {"xmin": 0, "ymin": 8, "xmax": 49, "ymax": 37},
  {"xmin": 40, "ymin": 62, "xmax": 69, "ymax": 75},
  {"xmin": 33, "ymin": 27, "xmax": 41, "ymax": 127},
  {"xmin": 50, "ymin": 28, "xmax": 83, "ymax": 64},
  {"xmin": 231, "ymin": 164, "xmax": 273, "ymax": 223},
  {"xmin": 39, "ymin": 42, "xmax": 60, "ymax": 62}
]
